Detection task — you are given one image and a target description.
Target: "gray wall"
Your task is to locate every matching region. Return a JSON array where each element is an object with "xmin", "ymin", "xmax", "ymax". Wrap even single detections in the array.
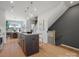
[{"xmin": 49, "ymin": 4, "xmax": 79, "ymax": 49}]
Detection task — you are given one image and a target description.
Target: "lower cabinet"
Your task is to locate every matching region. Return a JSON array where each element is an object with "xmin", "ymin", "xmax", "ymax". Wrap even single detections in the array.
[
  {"xmin": 18, "ymin": 33, "xmax": 39, "ymax": 56},
  {"xmin": 0, "ymin": 37, "xmax": 3, "ymax": 50},
  {"xmin": 0, "ymin": 37, "xmax": 2, "ymax": 45}
]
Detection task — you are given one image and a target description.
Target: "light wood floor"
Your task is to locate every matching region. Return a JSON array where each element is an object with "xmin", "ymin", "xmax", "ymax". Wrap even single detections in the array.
[{"xmin": 0, "ymin": 39, "xmax": 79, "ymax": 57}]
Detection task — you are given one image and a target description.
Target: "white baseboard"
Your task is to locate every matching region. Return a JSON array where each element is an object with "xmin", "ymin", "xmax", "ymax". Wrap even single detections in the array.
[{"xmin": 61, "ymin": 44, "xmax": 79, "ymax": 52}]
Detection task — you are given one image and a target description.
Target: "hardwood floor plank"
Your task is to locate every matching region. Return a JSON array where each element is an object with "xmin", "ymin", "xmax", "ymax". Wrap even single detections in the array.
[{"xmin": 0, "ymin": 39, "xmax": 78, "ymax": 57}]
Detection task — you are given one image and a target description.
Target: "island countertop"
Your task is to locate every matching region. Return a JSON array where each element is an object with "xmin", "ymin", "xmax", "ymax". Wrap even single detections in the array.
[{"xmin": 19, "ymin": 32, "xmax": 39, "ymax": 35}]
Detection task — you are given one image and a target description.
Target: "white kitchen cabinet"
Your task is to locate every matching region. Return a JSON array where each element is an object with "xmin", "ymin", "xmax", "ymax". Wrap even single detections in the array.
[{"xmin": 48, "ymin": 30, "xmax": 55, "ymax": 45}]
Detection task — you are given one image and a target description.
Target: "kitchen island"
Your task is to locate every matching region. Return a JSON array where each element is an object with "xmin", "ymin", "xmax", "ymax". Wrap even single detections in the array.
[{"xmin": 18, "ymin": 33, "xmax": 39, "ymax": 56}]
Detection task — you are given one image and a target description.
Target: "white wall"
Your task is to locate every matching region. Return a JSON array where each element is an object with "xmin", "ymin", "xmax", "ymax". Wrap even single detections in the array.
[
  {"xmin": 0, "ymin": 9, "xmax": 6, "ymax": 44},
  {"xmin": 5, "ymin": 10, "xmax": 26, "ymax": 21},
  {"xmin": 5, "ymin": 11, "xmax": 27, "ymax": 32}
]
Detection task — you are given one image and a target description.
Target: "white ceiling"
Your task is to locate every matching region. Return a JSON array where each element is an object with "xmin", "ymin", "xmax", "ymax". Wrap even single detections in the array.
[
  {"xmin": 0, "ymin": 1, "xmax": 62, "ymax": 20},
  {"xmin": 0, "ymin": 1, "xmax": 79, "ymax": 21}
]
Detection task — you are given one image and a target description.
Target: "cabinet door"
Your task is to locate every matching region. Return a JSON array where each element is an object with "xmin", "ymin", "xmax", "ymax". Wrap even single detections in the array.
[
  {"xmin": 27, "ymin": 36, "xmax": 34, "ymax": 53},
  {"xmin": 23, "ymin": 36, "xmax": 33, "ymax": 56},
  {"xmin": 32, "ymin": 35, "xmax": 39, "ymax": 52},
  {"xmin": 0, "ymin": 37, "xmax": 2, "ymax": 45},
  {"xmin": 24, "ymin": 35, "xmax": 39, "ymax": 56}
]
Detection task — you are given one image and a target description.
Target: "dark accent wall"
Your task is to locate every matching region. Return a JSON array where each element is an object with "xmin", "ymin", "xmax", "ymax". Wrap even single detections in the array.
[{"xmin": 48, "ymin": 4, "xmax": 79, "ymax": 49}]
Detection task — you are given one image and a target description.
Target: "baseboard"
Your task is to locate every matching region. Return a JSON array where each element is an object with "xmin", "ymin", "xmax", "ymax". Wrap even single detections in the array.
[{"xmin": 60, "ymin": 44, "xmax": 79, "ymax": 52}]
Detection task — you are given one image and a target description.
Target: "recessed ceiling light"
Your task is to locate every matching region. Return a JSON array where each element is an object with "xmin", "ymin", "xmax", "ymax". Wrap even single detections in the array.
[
  {"xmin": 70, "ymin": 1, "xmax": 74, "ymax": 4},
  {"xmin": 10, "ymin": 1, "xmax": 13, "ymax": 4}
]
